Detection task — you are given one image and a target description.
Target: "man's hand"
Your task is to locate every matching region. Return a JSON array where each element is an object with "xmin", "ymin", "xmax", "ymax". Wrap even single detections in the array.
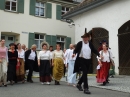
[{"xmin": 72, "ymin": 54, "xmax": 75, "ymax": 58}]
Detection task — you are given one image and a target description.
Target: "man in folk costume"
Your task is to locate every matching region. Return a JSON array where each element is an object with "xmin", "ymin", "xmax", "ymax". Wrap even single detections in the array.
[
  {"xmin": 72, "ymin": 28, "xmax": 100, "ymax": 94},
  {"xmin": 25, "ymin": 44, "xmax": 39, "ymax": 83}
]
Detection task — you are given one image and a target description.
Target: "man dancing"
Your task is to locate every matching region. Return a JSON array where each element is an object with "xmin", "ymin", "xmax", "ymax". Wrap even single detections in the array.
[{"xmin": 72, "ymin": 28, "xmax": 99, "ymax": 94}]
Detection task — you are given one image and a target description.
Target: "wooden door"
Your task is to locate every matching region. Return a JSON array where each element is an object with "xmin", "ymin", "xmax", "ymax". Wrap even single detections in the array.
[
  {"xmin": 118, "ymin": 20, "xmax": 130, "ymax": 75},
  {"xmin": 91, "ymin": 28, "xmax": 109, "ymax": 73}
]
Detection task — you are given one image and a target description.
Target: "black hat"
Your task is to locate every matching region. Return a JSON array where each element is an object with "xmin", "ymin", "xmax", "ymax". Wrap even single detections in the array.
[
  {"xmin": 81, "ymin": 28, "xmax": 90, "ymax": 38},
  {"xmin": 100, "ymin": 40, "xmax": 108, "ymax": 44},
  {"xmin": 9, "ymin": 43, "xmax": 15, "ymax": 46}
]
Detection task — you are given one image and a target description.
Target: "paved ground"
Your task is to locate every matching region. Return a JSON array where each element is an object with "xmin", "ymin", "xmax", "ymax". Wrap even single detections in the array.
[
  {"xmin": 33, "ymin": 72, "xmax": 130, "ymax": 93},
  {"xmin": 0, "ymin": 78, "xmax": 129, "ymax": 97},
  {"xmin": 61, "ymin": 75, "xmax": 130, "ymax": 93}
]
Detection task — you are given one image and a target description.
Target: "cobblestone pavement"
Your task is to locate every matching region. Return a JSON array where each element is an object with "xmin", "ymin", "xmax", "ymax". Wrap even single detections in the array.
[
  {"xmin": 0, "ymin": 78, "xmax": 130, "ymax": 97},
  {"xmin": 61, "ymin": 75, "xmax": 130, "ymax": 93}
]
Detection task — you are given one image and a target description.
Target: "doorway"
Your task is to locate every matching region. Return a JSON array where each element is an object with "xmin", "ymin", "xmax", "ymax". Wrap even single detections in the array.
[
  {"xmin": 88, "ymin": 28, "xmax": 109, "ymax": 73},
  {"xmin": 118, "ymin": 20, "xmax": 130, "ymax": 75},
  {"xmin": 1, "ymin": 35, "xmax": 15, "ymax": 48}
]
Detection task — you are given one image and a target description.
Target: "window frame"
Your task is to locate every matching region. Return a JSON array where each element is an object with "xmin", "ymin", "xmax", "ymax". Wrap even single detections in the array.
[
  {"xmin": 5, "ymin": 0, "xmax": 17, "ymax": 12},
  {"xmin": 61, "ymin": 6, "xmax": 70, "ymax": 15},
  {"xmin": 35, "ymin": 2, "xmax": 45, "ymax": 17},
  {"xmin": 34, "ymin": 34, "xmax": 45, "ymax": 50},
  {"xmin": 56, "ymin": 36, "xmax": 65, "ymax": 50}
]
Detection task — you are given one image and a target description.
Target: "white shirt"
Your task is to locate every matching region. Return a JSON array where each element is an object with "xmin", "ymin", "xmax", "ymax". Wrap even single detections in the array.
[
  {"xmin": 38, "ymin": 50, "xmax": 51, "ymax": 60},
  {"xmin": 67, "ymin": 49, "xmax": 77, "ymax": 61},
  {"xmin": 17, "ymin": 49, "xmax": 25, "ymax": 59},
  {"xmin": 28, "ymin": 50, "xmax": 36, "ymax": 61},
  {"xmin": 79, "ymin": 41, "xmax": 91, "ymax": 59},
  {"xmin": 64, "ymin": 49, "xmax": 71, "ymax": 64}
]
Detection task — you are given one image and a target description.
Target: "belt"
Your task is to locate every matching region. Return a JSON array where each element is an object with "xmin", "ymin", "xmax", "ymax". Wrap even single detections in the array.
[{"xmin": 80, "ymin": 57, "xmax": 91, "ymax": 60}]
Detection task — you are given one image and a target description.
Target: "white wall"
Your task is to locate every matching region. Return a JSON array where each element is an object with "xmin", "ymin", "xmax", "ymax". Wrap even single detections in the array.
[
  {"xmin": 0, "ymin": 0, "xmax": 75, "ymax": 47},
  {"xmin": 72, "ymin": 0, "xmax": 130, "ymax": 74}
]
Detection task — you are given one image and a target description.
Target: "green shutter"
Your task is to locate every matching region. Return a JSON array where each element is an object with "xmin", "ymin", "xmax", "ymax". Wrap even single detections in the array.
[
  {"xmin": 29, "ymin": 0, "xmax": 35, "ymax": 15},
  {"xmin": 45, "ymin": 3, "xmax": 52, "ymax": 18},
  {"xmin": 28, "ymin": 33, "xmax": 35, "ymax": 49},
  {"xmin": 0, "ymin": 0, "xmax": 5, "ymax": 10},
  {"xmin": 66, "ymin": 37, "xmax": 71, "ymax": 49},
  {"xmin": 46, "ymin": 35, "xmax": 52, "ymax": 46},
  {"xmin": 18, "ymin": 0, "xmax": 24, "ymax": 13},
  {"xmin": 56, "ymin": 5, "xmax": 61, "ymax": 20},
  {"xmin": 51, "ymin": 36, "xmax": 57, "ymax": 49}
]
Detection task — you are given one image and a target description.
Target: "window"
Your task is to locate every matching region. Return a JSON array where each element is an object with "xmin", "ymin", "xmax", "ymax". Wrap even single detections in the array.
[
  {"xmin": 57, "ymin": 36, "xmax": 65, "ymax": 50},
  {"xmin": 35, "ymin": 2, "xmax": 45, "ymax": 17},
  {"xmin": 1, "ymin": 36, "xmax": 5, "ymax": 40},
  {"xmin": 35, "ymin": 34, "xmax": 44, "ymax": 50},
  {"xmin": 8, "ymin": 37, "xmax": 14, "ymax": 41},
  {"xmin": 5, "ymin": 0, "xmax": 17, "ymax": 12},
  {"xmin": 62, "ymin": 7, "xmax": 70, "ymax": 15}
]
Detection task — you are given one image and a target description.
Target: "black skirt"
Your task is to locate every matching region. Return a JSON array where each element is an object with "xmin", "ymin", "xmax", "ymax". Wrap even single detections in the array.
[
  {"xmin": 39, "ymin": 60, "xmax": 51, "ymax": 82},
  {"xmin": 7, "ymin": 61, "xmax": 17, "ymax": 81}
]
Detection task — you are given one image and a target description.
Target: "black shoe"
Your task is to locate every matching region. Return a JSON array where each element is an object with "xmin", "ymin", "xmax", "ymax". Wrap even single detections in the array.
[
  {"xmin": 57, "ymin": 82, "xmax": 60, "ymax": 85},
  {"xmin": 27, "ymin": 80, "xmax": 33, "ymax": 83},
  {"xmin": 55, "ymin": 80, "xmax": 57, "ymax": 85},
  {"xmin": 84, "ymin": 89, "xmax": 91, "ymax": 94},
  {"xmin": 4, "ymin": 84, "xmax": 7, "ymax": 87},
  {"xmin": 106, "ymin": 80, "xmax": 109, "ymax": 83},
  {"xmin": 103, "ymin": 82, "xmax": 106, "ymax": 85},
  {"xmin": 76, "ymin": 84, "xmax": 83, "ymax": 91}
]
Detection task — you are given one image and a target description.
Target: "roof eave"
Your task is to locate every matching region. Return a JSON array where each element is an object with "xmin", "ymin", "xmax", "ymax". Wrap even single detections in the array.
[{"xmin": 62, "ymin": 0, "xmax": 113, "ymax": 19}]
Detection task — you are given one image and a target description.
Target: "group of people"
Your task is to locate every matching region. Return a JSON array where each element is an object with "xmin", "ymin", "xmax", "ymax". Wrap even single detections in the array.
[
  {"xmin": 0, "ymin": 41, "xmax": 28, "ymax": 86},
  {"xmin": 0, "ymin": 28, "xmax": 114, "ymax": 95}
]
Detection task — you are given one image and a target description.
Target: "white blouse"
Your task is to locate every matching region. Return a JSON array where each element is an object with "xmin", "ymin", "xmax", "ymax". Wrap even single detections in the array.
[
  {"xmin": 98, "ymin": 50, "xmax": 114, "ymax": 62},
  {"xmin": 38, "ymin": 50, "xmax": 51, "ymax": 60},
  {"xmin": 52, "ymin": 50, "xmax": 64, "ymax": 59},
  {"xmin": 17, "ymin": 49, "xmax": 25, "ymax": 59}
]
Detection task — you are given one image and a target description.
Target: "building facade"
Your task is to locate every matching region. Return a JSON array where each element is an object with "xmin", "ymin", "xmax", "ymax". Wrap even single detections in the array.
[
  {"xmin": 63, "ymin": 0, "xmax": 130, "ymax": 75},
  {"xmin": 0, "ymin": 0, "xmax": 80, "ymax": 50}
]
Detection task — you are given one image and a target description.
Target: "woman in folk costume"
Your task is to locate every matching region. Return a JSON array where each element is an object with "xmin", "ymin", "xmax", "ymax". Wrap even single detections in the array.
[
  {"xmin": 7, "ymin": 43, "xmax": 18, "ymax": 85},
  {"xmin": 72, "ymin": 28, "xmax": 99, "ymax": 94},
  {"xmin": 16, "ymin": 43, "xmax": 25, "ymax": 83},
  {"xmin": 67, "ymin": 44, "xmax": 77, "ymax": 86},
  {"xmin": 38, "ymin": 41, "xmax": 51, "ymax": 85},
  {"xmin": 97, "ymin": 44, "xmax": 114, "ymax": 85},
  {"xmin": 52, "ymin": 44, "xmax": 65, "ymax": 85},
  {"xmin": 0, "ymin": 39, "xmax": 8, "ymax": 87}
]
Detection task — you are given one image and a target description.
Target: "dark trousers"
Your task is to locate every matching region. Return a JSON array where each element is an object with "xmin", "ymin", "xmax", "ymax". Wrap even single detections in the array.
[
  {"xmin": 64, "ymin": 64, "xmax": 66, "ymax": 76},
  {"xmin": 27, "ymin": 60, "xmax": 34, "ymax": 81},
  {"xmin": 78, "ymin": 58, "xmax": 91, "ymax": 89}
]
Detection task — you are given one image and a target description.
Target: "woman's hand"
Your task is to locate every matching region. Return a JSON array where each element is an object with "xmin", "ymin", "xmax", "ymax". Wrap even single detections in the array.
[
  {"xmin": 52, "ymin": 63, "xmax": 54, "ymax": 66},
  {"xmin": 65, "ymin": 64, "xmax": 68, "ymax": 68},
  {"xmin": 100, "ymin": 55, "xmax": 104, "ymax": 60},
  {"xmin": 0, "ymin": 59, "xmax": 2, "ymax": 63},
  {"xmin": 99, "ymin": 63, "xmax": 102, "ymax": 67}
]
